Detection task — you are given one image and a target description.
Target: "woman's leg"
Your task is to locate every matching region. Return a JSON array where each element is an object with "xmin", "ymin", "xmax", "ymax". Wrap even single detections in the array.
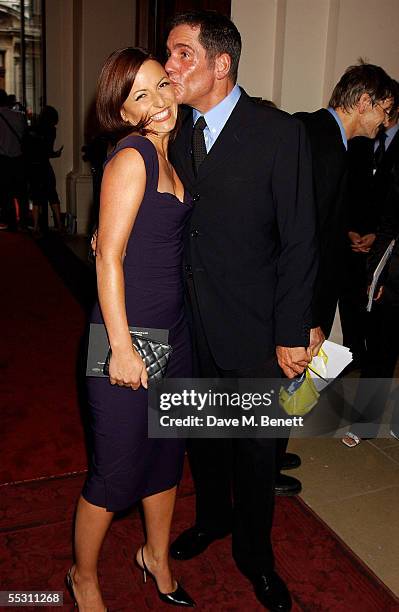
[
  {"xmin": 71, "ymin": 495, "xmax": 114, "ymax": 611},
  {"xmin": 32, "ymin": 204, "xmax": 40, "ymax": 234},
  {"xmin": 50, "ymin": 201, "xmax": 63, "ymax": 231},
  {"xmin": 138, "ymin": 486, "xmax": 177, "ymax": 593}
]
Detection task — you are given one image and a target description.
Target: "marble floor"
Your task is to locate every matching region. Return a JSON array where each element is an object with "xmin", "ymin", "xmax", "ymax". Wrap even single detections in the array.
[
  {"xmin": 291, "ymin": 307, "xmax": 399, "ymax": 597},
  {"xmin": 289, "ymin": 436, "xmax": 399, "ymax": 597}
]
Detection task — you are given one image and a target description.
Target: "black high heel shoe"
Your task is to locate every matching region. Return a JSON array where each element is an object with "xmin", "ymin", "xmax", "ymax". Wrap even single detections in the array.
[
  {"xmin": 136, "ymin": 546, "xmax": 195, "ymax": 607},
  {"xmin": 65, "ymin": 568, "xmax": 109, "ymax": 611},
  {"xmin": 65, "ymin": 569, "xmax": 78, "ymax": 608}
]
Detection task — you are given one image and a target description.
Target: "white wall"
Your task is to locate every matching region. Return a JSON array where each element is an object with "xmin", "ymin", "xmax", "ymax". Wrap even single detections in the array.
[
  {"xmin": 46, "ymin": 0, "xmax": 136, "ymax": 232},
  {"xmin": 231, "ymin": 0, "xmax": 279, "ymax": 100},
  {"xmin": 232, "ymin": 0, "xmax": 399, "ymax": 113},
  {"xmin": 334, "ymin": 0, "xmax": 399, "ymax": 82},
  {"xmin": 280, "ymin": 0, "xmax": 331, "ymax": 112},
  {"xmin": 45, "ymin": 0, "xmax": 74, "ymax": 211}
]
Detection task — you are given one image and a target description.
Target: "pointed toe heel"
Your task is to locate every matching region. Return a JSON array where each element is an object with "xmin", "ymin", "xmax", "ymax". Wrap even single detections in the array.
[
  {"xmin": 65, "ymin": 569, "xmax": 77, "ymax": 607},
  {"xmin": 160, "ymin": 581, "xmax": 195, "ymax": 607},
  {"xmin": 137, "ymin": 546, "xmax": 195, "ymax": 607}
]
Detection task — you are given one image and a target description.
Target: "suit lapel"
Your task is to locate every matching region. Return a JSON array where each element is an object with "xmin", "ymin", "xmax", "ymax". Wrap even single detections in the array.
[
  {"xmin": 172, "ymin": 108, "xmax": 195, "ymax": 186},
  {"xmin": 172, "ymin": 92, "xmax": 252, "ymax": 185},
  {"xmin": 196, "ymin": 92, "xmax": 250, "ymax": 182}
]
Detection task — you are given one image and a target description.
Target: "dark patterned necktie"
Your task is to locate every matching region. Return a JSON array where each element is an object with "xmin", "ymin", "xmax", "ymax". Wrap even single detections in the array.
[
  {"xmin": 374, "ymin": 131, "xmax": 387, "ymax": 170},
  {"xmin": 192, "ymin": 116, "xmax": 207, "ymax": 175}
]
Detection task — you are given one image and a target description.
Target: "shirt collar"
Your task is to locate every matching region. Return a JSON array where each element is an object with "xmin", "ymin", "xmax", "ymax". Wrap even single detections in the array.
[
  {"xmin": 192, "ymin": 84, "xmax": 241, "ymax": 141},
  {"xmin": 327, "ymin": 107, "xmax": 348, "ymax": 150},
  {"xmin": 386, "ymin": 122, "xmax": 399, "ymax": 143},
  {"xmin": 373, "ymin": 122, "xmax": 399, "ymax": 151}
]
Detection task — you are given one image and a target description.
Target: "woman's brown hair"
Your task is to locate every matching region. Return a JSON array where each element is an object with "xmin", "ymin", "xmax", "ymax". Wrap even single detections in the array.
[{"xmin": 96, "ymin": 47, "xmax": 154, "ymax": 137}]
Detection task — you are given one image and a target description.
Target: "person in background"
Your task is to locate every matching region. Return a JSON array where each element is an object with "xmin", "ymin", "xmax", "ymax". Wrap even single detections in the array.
[
  {"xmin": 0, "ymin": 88, "xmax": 27, "ymax": 230},
  {"xmin": 295, "ymin": 62, "xmax": 395, "ymax": 361},
  {"xmin": 342, "ymin": 94, "xmax": 399, "ymax": 447},
  {"xmin": 342, "ymin": 161, "xmax": 399, "ymax": 446},
  {"xmin": 26, "ymin": 105, "xmax": 64, "ymax": 236},
  {"xmin": 339, "ymin": 81, "xmax": 399, "ymax": 371},
  {"xmin": 7, "ymin": 94, "xmax": 24, "ymax": 112}
]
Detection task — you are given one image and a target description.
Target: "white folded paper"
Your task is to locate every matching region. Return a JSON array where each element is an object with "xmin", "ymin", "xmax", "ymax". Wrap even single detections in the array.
[
  {"xmin": 367, "ymin": 239, "xmax": 395, "ymax": 312},
  {"xmin": 307, "ymin": 340, "xmax": 353, "ymax": 391}
]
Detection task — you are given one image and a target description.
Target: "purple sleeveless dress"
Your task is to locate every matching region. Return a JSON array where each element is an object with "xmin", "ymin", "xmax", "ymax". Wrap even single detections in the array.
[{"xmin": 83, "ymin": 136, "xmax": 192, "ymax": 512}]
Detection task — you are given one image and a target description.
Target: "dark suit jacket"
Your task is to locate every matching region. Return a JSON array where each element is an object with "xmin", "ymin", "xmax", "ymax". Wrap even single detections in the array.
[
  {"xmin": 345, "ymin": 137, "xmax": 377, "ymax": 235},
  {"xmin": 170, "ymin": 91, "xmax": 317, "ymax": 370},
  {"xmin": 346, "ymin": 129, "xmax": 399, "ymax": 235},
  {"xmin": 294, "ymin": 109, "xmax": 348, "ymax": 336},
  {"xmin": 368, "ymin": 159, "xmax": 399, "ymax": 306},
  {"xmin": 374, "ymin": 128, "xmax": 399, "ymax": 210}
]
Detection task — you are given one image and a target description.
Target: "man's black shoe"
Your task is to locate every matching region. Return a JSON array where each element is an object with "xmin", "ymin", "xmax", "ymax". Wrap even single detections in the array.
[
  {"xmin": 252, "ymin": 571, "xmax": 292, "ymax": 611},
  {"xmin": 280, "ymin": 452, "xmax": 301, "ymax": 471},
  {"xmin": 274, "ymin": 473, "xmax": 302, "ymax": 496},
  {"xmin": 170, "ymin": 526, "xmax": 230, "ymax": 560}
]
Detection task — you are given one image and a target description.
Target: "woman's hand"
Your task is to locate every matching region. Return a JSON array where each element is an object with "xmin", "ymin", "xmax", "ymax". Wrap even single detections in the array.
[
  {"xmin": 53, "ymin": 145, "xmax": 64, "ymax": 158},
  {"xmin": 109, "ymin": 346, "xmax": 148, "ymax": 390}
]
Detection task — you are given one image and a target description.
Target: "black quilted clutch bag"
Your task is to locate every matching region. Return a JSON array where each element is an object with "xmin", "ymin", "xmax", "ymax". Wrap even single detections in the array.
[{"xmin": 103, "ymin": 333, "xmax": 173, "ymax": 382}]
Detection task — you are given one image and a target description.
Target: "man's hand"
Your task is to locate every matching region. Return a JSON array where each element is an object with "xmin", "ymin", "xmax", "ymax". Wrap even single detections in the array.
[
  {"xmin": 351, "ymin": 233, "xmax": 376, "ymax": 253},
  {"xmin": 308, "ymin": 326, "xmax": 325, "ymax": 357},
  {"xmin": 374, "ymin": 286, "xmax": 384, "ymax": 301},
  {"xmin": 348, "ymin": 231, "xmax": 361, "ymax": 246},
  {"xmin": 360, "ymin": 233, "xmax": 376, "ymax": 249},
  {"xmin": 276, "ymin": 346, "xmax": 311, "ymax": 379}
]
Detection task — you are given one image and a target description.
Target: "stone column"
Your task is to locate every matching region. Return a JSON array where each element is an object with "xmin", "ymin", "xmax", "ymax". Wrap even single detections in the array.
[{"xmin": 46, "ymin": 0, "xmax": 136, "ymax": 234}]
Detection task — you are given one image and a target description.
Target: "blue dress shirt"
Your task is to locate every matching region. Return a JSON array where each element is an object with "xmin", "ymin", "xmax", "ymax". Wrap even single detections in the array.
[
  {"xmin": 374, "ymin": 122, "xmax": 399, "ymax": 152},
  {"xmin": 192, "ymin": 84, "xmax": 242, "ymax": 153},
  {"xmin": 327, "ymin": 107, "xmax": 348, "ymax": 150}
]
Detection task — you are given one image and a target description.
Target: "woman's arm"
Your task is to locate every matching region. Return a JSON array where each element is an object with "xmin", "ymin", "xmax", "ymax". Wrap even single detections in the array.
[
  {"xmin": 96, "ymin": 147, "xmax": 148, "ymax": 390},
  {"xmin": 45, "ymin": 126, "xmax": 63, "ymax": 158}
]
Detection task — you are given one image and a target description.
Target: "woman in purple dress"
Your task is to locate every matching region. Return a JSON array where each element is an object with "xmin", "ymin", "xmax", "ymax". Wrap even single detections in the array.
[{"xmin": 66, "ymin": 48, "xmax": 194, "ymax": 610}]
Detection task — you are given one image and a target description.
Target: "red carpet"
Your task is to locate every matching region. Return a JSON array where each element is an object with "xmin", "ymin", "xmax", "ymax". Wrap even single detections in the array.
[
  {"xmin": 0, "ymin": 232, "xmax": 87, "ymax": 484},
  {"xmin": 1, "ymin": 231, "xmax": 398, "ymax": 610},
  {"xmin": 1, "ymin": 470, "xmax": 398, "ymax": 611}
]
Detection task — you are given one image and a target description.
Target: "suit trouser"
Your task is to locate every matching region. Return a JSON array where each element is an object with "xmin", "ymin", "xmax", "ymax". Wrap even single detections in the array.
[
  {"xmin": 351, "ymin": 302, "xmax": 399, "ymax": 437},
  {"xmin": 338, "ymin": 250, "xmax": 369, "ymax": 364},
  {"xmin": 186, "ymin": 276, "xmax": 279, "ymax": 575}
]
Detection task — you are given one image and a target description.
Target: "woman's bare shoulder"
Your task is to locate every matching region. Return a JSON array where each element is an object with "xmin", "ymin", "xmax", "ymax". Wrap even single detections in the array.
[{"xmin": 104, "ymin": 146, "xmax": 146, "ymax": 177}]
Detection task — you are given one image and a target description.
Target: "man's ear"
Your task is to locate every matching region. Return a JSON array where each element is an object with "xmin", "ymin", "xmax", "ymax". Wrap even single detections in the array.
[
  {"xmin": 357, "ymin": 92, "xmax": 372, "ymax": 114},
  {"xmin": 215, "ymin": 53, "xmax": 231, "ymax": 80}
]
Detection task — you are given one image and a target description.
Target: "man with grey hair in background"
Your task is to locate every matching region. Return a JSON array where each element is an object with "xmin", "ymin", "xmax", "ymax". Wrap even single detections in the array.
[{"xmin": 295, "ymin": 61, "xmax": 395, "ymax": 360}]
